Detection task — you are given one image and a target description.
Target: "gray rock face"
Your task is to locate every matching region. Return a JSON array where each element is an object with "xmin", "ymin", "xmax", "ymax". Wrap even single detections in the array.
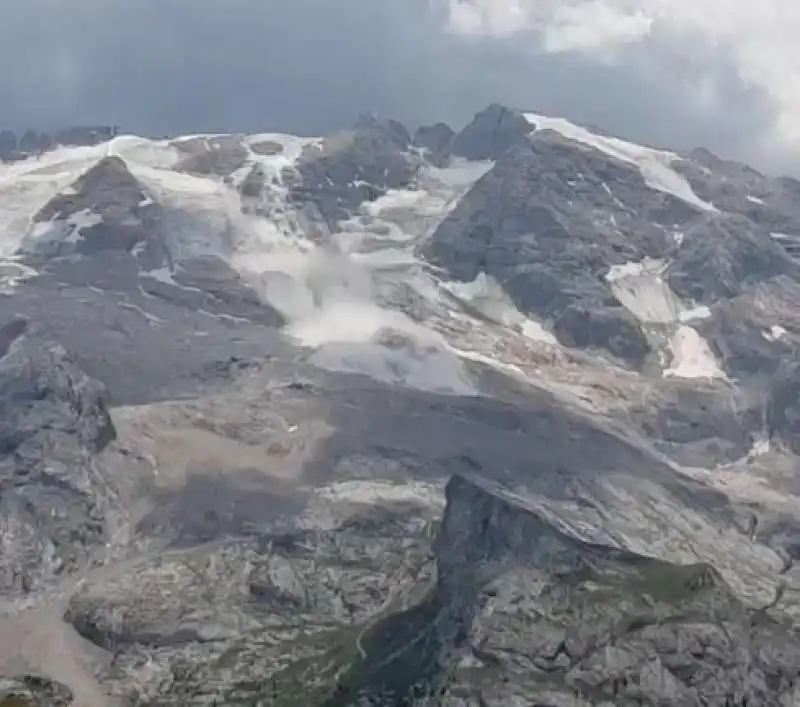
[
  {"xmin": 691, "ymin": 277, "xmax": 800, "ymax": 381},
  {"xmin": 173, "ymin": 134, "xmax": 249, "ymax": 176},
  {"xmin": 0, "ymin": 320, "xmax": 116, "ymax": 596},
  {"xmin": 19, "ymin": 129, "xmax": 40, "ymax": 154},
  {"xmin": 677, "ymin": 148, "xmax": 800, "ymax": 236},
  {"xmin": 419, "ymin": 474, "xmax": 800, "ymax": 707},
  {"xmin": 413, "ymin": 122, "xmax": 455, "ymax": 165},
  {"xmin": 54, "ymin": 126, "xmax": 114, "ymax": 147},
  {"xmin": 6, "ymin": 104, "xmax": 800, "ymax": 706},
  {"xmin": 0, "ymin": 129, "xmax": 17, "ymax": 158},
  {"xmin": 290, "ymin": 113, "xmax": 420, "ymax": 228},
  {"xmin": 17, "ymin": 156, "xmax": 169, "ymax": 271},
  {"xmin": 666, "ymin": 213, "xmax": 799, "ymax": 303},
  {"xmin": 767, "ymin": 359, "xmax": 800, "ymax": 454},
  {"xmin": 553, "ymin": 303, "xmax": 652, "ymax": 367},
  {"xmin": 629, "ymin": 379, "xmax": 756, "ymax": 466},
  {"xmin": 448, "ymin": 103, "xmax": 532, "ymax": 161},
  {"xmin": 0, "ymin": 675, "xmax": 73, "ymax": 705},
  {"xmin": 423, "ymin": 131, "xmax": 700, "ymax": 363}
]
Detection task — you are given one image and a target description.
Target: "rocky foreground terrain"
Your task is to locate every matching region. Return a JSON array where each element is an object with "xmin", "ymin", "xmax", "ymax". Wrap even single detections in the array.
[{"xmin": 3, "ymin": 105, "xmax": 800, "ymax": 705}]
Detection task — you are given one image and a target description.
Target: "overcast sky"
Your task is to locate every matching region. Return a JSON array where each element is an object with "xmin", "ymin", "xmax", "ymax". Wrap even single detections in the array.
[{"xmin": 1, "ymin": 0, "xmax": 797, "ymax": 172}]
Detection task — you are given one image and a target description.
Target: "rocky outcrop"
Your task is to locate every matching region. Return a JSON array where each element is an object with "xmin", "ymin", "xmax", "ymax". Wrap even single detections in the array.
[
  {"xmin": 629, "ymin": 379, "xmax": 756, "ymax": 466},
  {"xmin": 766, "ymin": 359, "xmax": 800, "ymax": 454},
  {"xmin": 0, "ymin": 129, "xmax": 17, "ymax": 159},
  {"xmin": 0, "ymin": 675, "xmax": 73, "ymax": 706},
  {"xmin": 420, "ymin": 473, "xmax": 800, "ymax": 706},
  {"xmin": 423, "ymin": 129, "xmax": 697, "ymax": 363},
  {"xmin": 448, "ymin": 103, "xmax": 532, "ymax": 161},
  {"xmin": 690, "ymin": 277, "xmax": 800, "ymax": 381},
  {"xmin": 0, "ymin": 320, "xmax": 116, "ymax": 595},
  {"xmin": 18, "ymin": 129, "xmax": 41, "ymax": 155},
  {"xmin": 666, "ymin": 213, "xmax": 799, "ymax": 303},
  {"xmin": 54, "ymin": 126, "xmax": 114, "ymax": 147},
  {"xmin": 676, "ymin": 149, "xmax": 800, "ymax": 238},
  {"xmin": 553, "ymin": 303, "xmax": 652, "ymax": 367},
  {"xmin": 413, "ymin": 122, "xmax": 455, "ymax": 165},
  {"xmin": 6, "ymin": 103, "xmax": 800, "ymax": 706},
  {"xmin": 173, "ymin": 134, "xmax": 249, "ymax": 176},
  {"xmin": 16, "ymin": 156, "xmax": 169, "ymax": 270},
  {"xmin": 290, "ymin": 113, "xmax": 421, "ymax": 228},
  {"xmin": 61, "ymin": 492, "xmax": 439, "ymax": 705}
]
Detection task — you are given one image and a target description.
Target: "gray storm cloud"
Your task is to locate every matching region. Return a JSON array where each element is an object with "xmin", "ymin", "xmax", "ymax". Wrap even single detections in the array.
[{"xmin": 0, "ymin": 0, "xmax": 785, "ymax": 170}]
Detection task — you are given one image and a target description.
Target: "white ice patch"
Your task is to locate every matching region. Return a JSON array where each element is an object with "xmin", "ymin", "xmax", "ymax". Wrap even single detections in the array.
[
  {"xmin": 108, "ymin": 135, "xmax": 182, "ymax": 170},
  {"xmin": 18, "ymin": 208, "xmax": 104, "ymax": 252},
  {"xmin": 608, "ymin": 258, "xmax": 724, "ymax": 379},
  {"xmin": 663, "ymin": 325, "xmax": 725, "ymax": 380},
  {"xmin": 0, "ymin": 168, "xmax": 92, "ymax": 256},
  {"xmin": 605, "ymin": 258, "xmax": 683, "ymax": 323},
  {"xmin": 442, "ymin": 272, "xmax": 558, "ymax": 344},
  {"xmin": 449, "ymin": 346, "xmax": 528, "ymax": 378},
  {"xmin": 750, "ymin": 437, "xmax": 771, "ymax": 457},
  {"xmin": 679, "ymin": 305, "xmax": 712, "ymax": 323},
  {"xmin": 0, "ymin": 260, "xmax": 37, "ymax": 293},
  {"xmin": 524, "ymin": 113, "xmax": 716, "ymax": 213},
  {"xmin": 361, "ymin": 188, "xmax": 429, "ymax": 217},
  {"xmin": 427, "ymin": 158, "xmax": 494, "ymax": 187},
  {"xmin": 127, "ymin": 165, "xmax": 236, "ymax": 259},
  {"xmin": 64, "ymin": 209, "xmax": 103, "ymax": 243},
  {"xmin": 763, "ymin": 324, "xmax": 788, "ymax": 341}
]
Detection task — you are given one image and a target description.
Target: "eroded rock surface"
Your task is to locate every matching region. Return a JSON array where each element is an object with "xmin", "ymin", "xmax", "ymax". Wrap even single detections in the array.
[{"xmin": 3, "ymin": 105, "xmax": 800, "ymax": 706}]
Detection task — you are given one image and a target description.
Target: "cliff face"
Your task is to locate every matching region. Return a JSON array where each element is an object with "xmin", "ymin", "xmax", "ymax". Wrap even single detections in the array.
[
  {"xmin": 0, "ymin": 319, "xmax": 117, "ymax": 596},
  {"xmin": 414, "ymin": 474, "xmax": 800, "ymax": 706}
]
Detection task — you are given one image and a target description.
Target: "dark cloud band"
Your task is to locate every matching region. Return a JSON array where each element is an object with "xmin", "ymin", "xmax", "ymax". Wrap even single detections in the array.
[{"xmin": 0, "ymin": 0, "xmax": 780, "ymax": 169}]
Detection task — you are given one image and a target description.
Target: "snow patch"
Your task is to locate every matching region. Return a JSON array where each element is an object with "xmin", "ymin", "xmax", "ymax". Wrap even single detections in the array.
[
  {"xmin": 679, "ymin": 305, "xmax": 712, "ymax": 323},
  {"xmin": 18, "ymin": 208, "xmax": 104, "ymax": 252},
  {"xmin": 750, "ymin": 437, "xmax": 771, "ymax": 457},
  {"xmin": 0, "ymin": 260, "xmax": 37, "ymax": 293},
  {"xmin": 663, "ymin": 326, "xmax": 725, "ymax": 380},
  {"xmin": 607, "ymin": 258, "xmax": 725, "ymax": 380},
  {"xmin": 449, "ymin": 346, "xmax": 529, "ymax": 378},
  {"xmin": 442, "ymin": 272, "xmax": 557, "ymax": 344},
  {"xmin": 605, "ymin": 258, "xmax": 682, "ymax": 323},
  {"xmin": 361, "ymin": 188, "xmax": 429, "ymax": 217},
  {"xmin": 108, "ymin": 135, "xmax": 181, "ymax": 170},
  {"xmin": 763, "ymin": 324, "xmax": 788, "ymax": 341},
  {"xmin": 524, "ymin": 113, "xmax": 716, "ymax": 213}
]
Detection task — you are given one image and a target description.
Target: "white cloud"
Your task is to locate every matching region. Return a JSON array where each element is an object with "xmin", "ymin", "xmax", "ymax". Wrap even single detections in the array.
[
  {"xmin": 0, "ymin": 0, "xmax": 791, "ymax": 172},
  {"xmin": 441, "ymin": 0, "xmax": 800, "ymax": 163}
]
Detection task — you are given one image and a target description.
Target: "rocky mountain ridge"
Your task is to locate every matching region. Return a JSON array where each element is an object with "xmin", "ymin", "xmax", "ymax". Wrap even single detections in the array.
[{"xmin": 2, "ymin": 104, "xmax": 800, "ymax": 705}]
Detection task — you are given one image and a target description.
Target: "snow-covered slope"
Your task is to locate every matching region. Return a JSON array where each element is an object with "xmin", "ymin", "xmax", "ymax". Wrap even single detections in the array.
[{"xmin": 524, "ymin": 112, "xmax": 717, "ymax": 213}]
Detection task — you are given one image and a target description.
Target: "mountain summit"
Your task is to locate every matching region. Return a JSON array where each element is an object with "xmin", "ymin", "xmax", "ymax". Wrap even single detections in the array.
[{"xmin": 2, "ymin": 106, "xmax": 800, "ymax": 706}]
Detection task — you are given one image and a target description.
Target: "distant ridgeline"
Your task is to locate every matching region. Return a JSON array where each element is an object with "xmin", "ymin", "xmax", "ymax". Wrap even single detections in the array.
[{"xmin": 0, "ymin": 125, "xmax": 119, "ymax": 162}]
